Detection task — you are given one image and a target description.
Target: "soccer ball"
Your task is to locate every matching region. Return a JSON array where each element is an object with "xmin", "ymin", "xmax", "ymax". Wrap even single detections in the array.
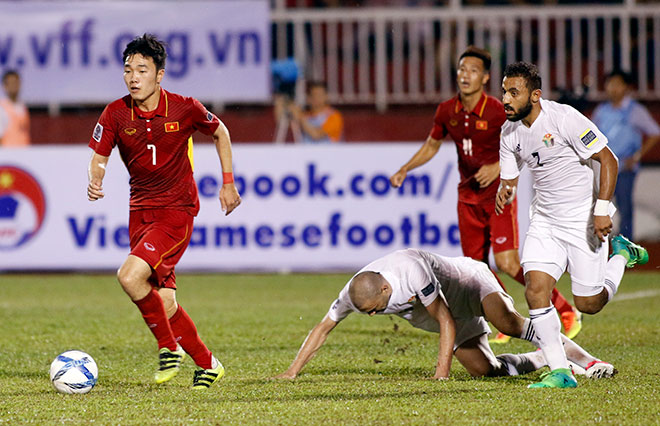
[{"xmin": 49, "ymin": 350, "xmax": 98, "ymax": 394}]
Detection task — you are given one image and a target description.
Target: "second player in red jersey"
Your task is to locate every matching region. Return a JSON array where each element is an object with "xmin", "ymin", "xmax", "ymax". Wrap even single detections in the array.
[
  {"xmin": 390, "ymin": 46, "xmax": 581, "ymax": 342},
  {"xmin": 87, "ymin": 34, "xmax": 240, "ymax": 389}
]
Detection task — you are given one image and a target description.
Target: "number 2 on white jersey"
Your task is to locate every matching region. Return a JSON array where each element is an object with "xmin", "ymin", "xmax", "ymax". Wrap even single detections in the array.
[
  {"xmin": 531, "ymin": 151, "xmax": 544, "ymax": 166},
  {"xmin": 147, "ymin": 144, "xmax": 156, "ymax": 165}
]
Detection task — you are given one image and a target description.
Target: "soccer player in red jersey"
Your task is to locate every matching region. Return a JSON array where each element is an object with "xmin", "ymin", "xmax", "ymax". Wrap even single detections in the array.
[
  {"xmin": 87, "ymin": 34, "xmax": 241, "ymax": 389},
  {"xmin": 390, "ymin": 46, "xmax": 581, "ymax": 342}
]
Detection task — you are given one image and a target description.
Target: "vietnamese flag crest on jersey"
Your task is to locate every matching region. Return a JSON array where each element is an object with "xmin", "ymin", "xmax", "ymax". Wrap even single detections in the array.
[
  {"xmin": 165, "ymin": 122, "xmax": 180, "ymax": 132},
  {"xmin": 476, "ymin": 120, "xmax": 488, "ymax": 130}
]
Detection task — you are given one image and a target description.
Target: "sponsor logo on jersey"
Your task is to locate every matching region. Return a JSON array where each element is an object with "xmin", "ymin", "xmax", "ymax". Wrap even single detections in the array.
[
  {"xmin": 0, "ymin": 166, "xmax": 46, "ymax": 250},
  {"xmin": 92, "ymin": 123, "xmax": 103, "ymax": 142},
  {"xmin": 542, "ymin": 133, "xmax": 554, "ymax": 147},
  {"xmin": 449, "ymin": 119, "xmax": 458, "ymax": 127},
  {"xmin": 421, "ymin": 282, "xmax": 435, "ymax": 297},
  {"xmin": 476, "ymin": 120, "xmax": 488, "ymax": 130},
  {"xmin": 124, "ymin": 128, "xmax": 137, "ymax": 136},
  {"xmin": 495, "ymin": 236, "xmax": 508, "ymax": 244},
  {"xmin": 165, "ymin": 122, "xmax": 180, "ymax": 133},
  {"xmin": 515, "ymin": 143, "xmax": 521, "ymax": 153},
  {"xmin": 144, "ymin": 242, "xmax": 156, "ymax": 251},
  {"xmin": 580, "ymin": 129, "xmax": 598, "ymax": 147},
  {"xmin": 206, "ymin": 111, "xmax": 215, "ymax": 122}
]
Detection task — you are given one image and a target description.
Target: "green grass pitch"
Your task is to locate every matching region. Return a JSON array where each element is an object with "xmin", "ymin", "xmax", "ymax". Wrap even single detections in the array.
[{"xmin": 1, "ymin": 271, "xmax": 659, "ymax": 424}]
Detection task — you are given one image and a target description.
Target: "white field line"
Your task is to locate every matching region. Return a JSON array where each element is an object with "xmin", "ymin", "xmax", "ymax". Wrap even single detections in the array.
[{"xmin": 611, "ymin": 289, "xmax": 660, "ymax": 303}]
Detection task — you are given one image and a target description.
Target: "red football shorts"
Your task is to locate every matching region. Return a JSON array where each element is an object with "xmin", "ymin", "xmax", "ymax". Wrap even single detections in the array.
[
  {"xmin": 457, "ymin": 198, "xmax": 519, "ymax": 262},
  {"xmin": 128, "ymin": 209, "xmax": 194, "ymax": 289}
]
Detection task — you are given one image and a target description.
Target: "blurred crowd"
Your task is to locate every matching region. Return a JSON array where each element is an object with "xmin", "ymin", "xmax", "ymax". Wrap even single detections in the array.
[{"xmin": 280, "ymin": 0, "xmax": 636, "ymax": 7}]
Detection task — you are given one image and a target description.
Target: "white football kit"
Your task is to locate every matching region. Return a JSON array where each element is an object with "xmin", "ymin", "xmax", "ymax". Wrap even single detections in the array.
[
  {"xmin": 500, "ymin": 98, "xmax": 615, "ymax": 295},
  {"xmin": 326, "ymin": 249, "xmax": 507, "ymax": 349}
]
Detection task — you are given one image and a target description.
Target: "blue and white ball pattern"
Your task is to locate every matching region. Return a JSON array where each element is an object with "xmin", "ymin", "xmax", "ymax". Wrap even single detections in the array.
[{"xmin": 49, "ymin": 350, "xmax": 98, "ymax": 394}]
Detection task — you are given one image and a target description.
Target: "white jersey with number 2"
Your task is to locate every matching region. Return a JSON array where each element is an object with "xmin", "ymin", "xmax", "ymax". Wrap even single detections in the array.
[{"xmin": 500, "ymin": 98, "xmax": 611, "ymax": 227}]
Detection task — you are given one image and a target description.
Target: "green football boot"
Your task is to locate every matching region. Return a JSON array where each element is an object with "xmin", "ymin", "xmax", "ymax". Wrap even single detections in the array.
[
  {"xmin": 611, "ymin": 235, "xmax": 649, "ymax": 268},
  {"xmin": 528, "ymin": 368, "xmax": 578, "ymax": 389}
]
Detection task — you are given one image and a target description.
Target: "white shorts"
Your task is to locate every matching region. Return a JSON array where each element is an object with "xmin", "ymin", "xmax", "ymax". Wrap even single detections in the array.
[
  {"xmin": 521, "ymin": 220, "xmax": 608, "ymax": 297},
  {"xmin": 426, "ymin": 255, "xmax": 510, "ymax": 349},
  {"xmin": 453, "ymin": 317, "xmax": 492, "ymax": 351}
]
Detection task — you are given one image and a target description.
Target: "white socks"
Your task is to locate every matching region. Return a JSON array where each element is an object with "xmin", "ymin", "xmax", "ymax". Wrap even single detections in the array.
[
  {"xmin": 520, "ymin": 317, "xmax": 599, "ymax": 370},
  {"xmin": 603, "ymin": 255, "xmax": 627, "ymax": 301},
  {"xmin": 528, "ymin": 306, "xmax": 569, "ymax": 371}
]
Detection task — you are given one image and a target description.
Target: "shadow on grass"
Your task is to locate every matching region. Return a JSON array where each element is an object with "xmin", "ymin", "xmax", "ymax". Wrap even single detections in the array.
[{"xmin": 173, "ymin": 387, "xmax": 497, "ymax": 404}]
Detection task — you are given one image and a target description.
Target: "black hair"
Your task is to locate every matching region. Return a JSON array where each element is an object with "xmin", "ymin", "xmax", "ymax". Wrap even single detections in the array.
[
  {"xmin": 605, "ymin": 69, "xmax": 634, "ymax": 86},
  {"xmin": 459, "ymin": 46, "xmax": 491, "ymax": 72},
  {"xmin": 307, "ymin": 80, "xmax": 328, "ymax": 92},
  {"xmin": 2, "ymin": 69, "xmax": 19, "ymax": 83},
  {"xmin": 122, "ymin": 34, "xmax": 167, "ymax": 71},
  {"xmin": 503, "ymin": 61, "xmax": 542, "ymax": 92}
]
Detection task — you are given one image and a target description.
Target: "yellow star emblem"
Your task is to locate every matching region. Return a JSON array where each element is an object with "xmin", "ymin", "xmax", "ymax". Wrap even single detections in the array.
[{"xmin": 0, "ymin": 171, "xmax": 15, "ymax": 189}]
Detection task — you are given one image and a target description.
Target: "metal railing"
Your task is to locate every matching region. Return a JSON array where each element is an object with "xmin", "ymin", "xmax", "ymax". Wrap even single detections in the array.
[{"xmin": 272, "ymin": 5, "xmax": 660, "ymax": 109}]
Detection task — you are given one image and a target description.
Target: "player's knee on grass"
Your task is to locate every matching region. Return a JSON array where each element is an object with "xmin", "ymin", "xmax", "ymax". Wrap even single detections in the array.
[
  {"xmin": 456, "ymin": 354, "xmax": 493, "ymax": 378},
  {"xmin": 455, "ymin": 336, "xmax": 500, "ymax": 378}
]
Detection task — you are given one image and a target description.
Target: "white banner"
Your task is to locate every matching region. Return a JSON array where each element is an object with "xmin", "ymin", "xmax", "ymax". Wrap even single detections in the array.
[
  {"xmin": 0, "ymin": 144, "xmax": 531, "ymax": 272},
  {"xmin": 0, "ymin": 1, "xmax": 270, "ymax": 104}
]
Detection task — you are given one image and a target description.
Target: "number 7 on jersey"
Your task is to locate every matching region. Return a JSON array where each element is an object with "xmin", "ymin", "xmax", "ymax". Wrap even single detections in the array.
[{"xmin": 147, "ymin": 144, "xmax": 156, "ymax": 165}]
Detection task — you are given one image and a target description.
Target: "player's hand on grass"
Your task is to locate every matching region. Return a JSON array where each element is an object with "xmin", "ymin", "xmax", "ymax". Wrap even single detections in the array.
[
  {"xmin": 593, "ymin": 215, "xmax": 613, "ymax": 242},
  {"xmin": 474, "ymin": 162, "xmax": 500, "ymax": 188},
  {"xmin": 220, "ymin": 183, "xmax": 242, "ymax": 216},
  {"xmin": 87, "ymin": 181, "xmax": 104, "ymax": 201},
  {"xmin": 390, "ymin": 168, "xmax": 407, "ymax": 188},
  {"xmin": 431, "ymin": 373, "xmax": 449, "ymax": 380}
]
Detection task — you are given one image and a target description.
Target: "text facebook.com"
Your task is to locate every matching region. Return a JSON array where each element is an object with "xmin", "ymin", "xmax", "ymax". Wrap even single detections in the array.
[
  {"xmin": 0, "ymin": 19, "xmax": 263, "ymax": 78},
  {"xmin": 197, "ymin": 164, "xmax": 456, "ymax": 200}
]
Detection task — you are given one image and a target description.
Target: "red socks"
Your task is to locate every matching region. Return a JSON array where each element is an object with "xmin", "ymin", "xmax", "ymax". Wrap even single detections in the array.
[
  {"xmin": 550, "ymin": 289, "xmax": 574, "ymax": 315},
  {"xmin": 513, "ymin": 269, "xmax": 573, "ymax": 315},
  {"xmin": 513, "ymin": 269, "xmax": 526, "ymax": 286},
  {"xmin": 134, "ymin": 289, "xmax": 178, "ymax": 351},
  {"xmin": 169, "ymin": 305, "xmax": 213, "ymax": 369}
]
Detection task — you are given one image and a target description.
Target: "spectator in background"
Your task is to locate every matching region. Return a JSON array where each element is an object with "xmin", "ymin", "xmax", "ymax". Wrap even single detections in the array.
[
  {"xmin": 288, "ymin": 81, "xmax": 343, "ymax": 144},
  {"xmin": 592, "ymin": 70, "xmax": 660, "ymax": 239},
  {"xmin": 0, "ymin": 70, "xmax": 31, "ymax": 147}
]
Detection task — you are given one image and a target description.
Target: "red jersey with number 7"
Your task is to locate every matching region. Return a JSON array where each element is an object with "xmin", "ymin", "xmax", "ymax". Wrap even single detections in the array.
[
  {"xmin": 429, "ymin": 93, "xmax": 506, "ymax": 204},
  {"xmin": 88, "ymin": 88, "xmax": 220, "ymax": 215}
]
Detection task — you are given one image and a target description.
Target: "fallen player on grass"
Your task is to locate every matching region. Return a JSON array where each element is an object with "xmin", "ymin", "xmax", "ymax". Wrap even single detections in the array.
[{"xmin": 273, "ymin": 249, "xmax": 615, "ymax": 382}]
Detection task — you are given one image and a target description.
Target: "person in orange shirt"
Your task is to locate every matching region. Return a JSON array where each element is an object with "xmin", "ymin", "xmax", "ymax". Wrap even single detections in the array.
[
  {"xmin": 288, "ymin": 81, "xmax": 343, "ymax": 144},
  {"xmin": 0, "ymin": 70, "xmax": 30, "ymax": 147}
]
